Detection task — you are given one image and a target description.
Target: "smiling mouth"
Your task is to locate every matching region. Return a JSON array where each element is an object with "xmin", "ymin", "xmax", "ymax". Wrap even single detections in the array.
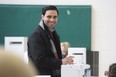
[{"xmin": 49, "ymin": 22, "xmax": 55, "ymax": 25}]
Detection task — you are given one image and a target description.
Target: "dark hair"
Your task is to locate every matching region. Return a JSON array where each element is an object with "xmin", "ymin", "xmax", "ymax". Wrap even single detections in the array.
[
  {"xmin": 108, "ymin": 63, "xmax": 116, "ymax": 77},
  {"xmin": 42, "ymin": 5, "xmax": 59, "ymax": 15}
]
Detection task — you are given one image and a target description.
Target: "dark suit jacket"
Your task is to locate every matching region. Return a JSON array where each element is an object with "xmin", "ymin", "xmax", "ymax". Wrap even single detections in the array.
[{"xmin": 28, "ymin": 24, "xmax": 62, "ymax": 77}]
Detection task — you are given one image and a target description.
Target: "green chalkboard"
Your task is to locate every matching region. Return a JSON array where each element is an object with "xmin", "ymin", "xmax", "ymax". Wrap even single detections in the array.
[{"xmin": 0, "ymin": 5, "xmax": 91, "ymax": 50}]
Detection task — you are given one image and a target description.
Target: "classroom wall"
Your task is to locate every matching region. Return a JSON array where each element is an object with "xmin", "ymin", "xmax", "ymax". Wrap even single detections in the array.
[
  {"xmin": 0, "ymin": 0, "xmax": 116, "ymax": 77},
  {"xmin": 0, "ymin": 5, "xmax": 91, "ymax": 50}
]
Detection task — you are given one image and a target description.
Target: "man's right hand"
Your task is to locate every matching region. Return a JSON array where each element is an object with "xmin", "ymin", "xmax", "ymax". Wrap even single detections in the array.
[{"xmin": 62, "ymin": 56, "xmax": 74, "ymax": 65}]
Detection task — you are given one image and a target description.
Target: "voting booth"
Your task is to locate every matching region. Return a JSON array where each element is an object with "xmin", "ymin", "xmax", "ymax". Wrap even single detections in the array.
[
  {"xmin": 4, "ymin": 37, "xmax": 28, "ymax": 60},
  {"xmin": 61, "ymin": 47, "xmax": 91, "ymax": 77}
]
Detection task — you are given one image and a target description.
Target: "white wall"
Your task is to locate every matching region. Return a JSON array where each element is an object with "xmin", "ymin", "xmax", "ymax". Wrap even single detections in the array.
[{"xmin": 1, "ymin": 0, "xmax": 116, "ymax": 77}]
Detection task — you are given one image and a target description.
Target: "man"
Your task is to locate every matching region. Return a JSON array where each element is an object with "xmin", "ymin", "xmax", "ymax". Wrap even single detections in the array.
[
  {"xmin": 0, "ymin": 48, "xmax": 37, "ymax": 77},
  {"xmin": 60, "ymin": 41, "xmax": 70, "ymax": 58},
  {"xmin": 104, "ymin": 63, "xmax": 116, "ymax": 77},
  {"xmin": 28, "ymin": 5, "xmax": 73, "ymax": 77}
]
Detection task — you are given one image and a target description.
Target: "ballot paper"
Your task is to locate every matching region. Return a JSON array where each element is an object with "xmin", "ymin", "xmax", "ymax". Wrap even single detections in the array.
[{"xmin": 68, "ymin": 47, "xmax": 86, "ymax": 64}]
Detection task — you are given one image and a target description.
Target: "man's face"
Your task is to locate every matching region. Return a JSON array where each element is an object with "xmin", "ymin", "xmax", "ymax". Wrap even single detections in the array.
[{"xmin": 42, "ymin": 10, "xmax": 58, "ymax": 29}]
